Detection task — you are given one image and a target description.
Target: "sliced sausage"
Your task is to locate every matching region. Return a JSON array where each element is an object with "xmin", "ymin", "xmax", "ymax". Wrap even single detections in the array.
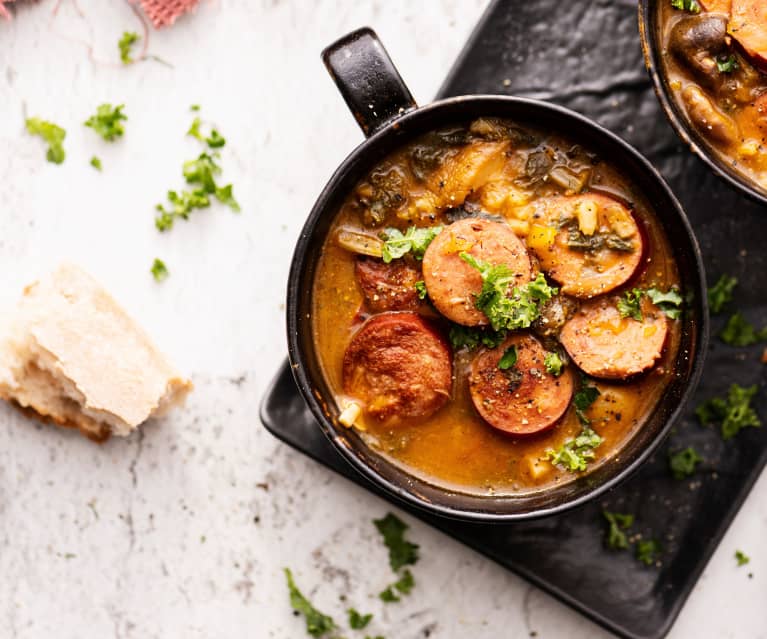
[
  {"xmin": 342, "ymin": 312, "xmax": 451, "ymax": 421},
  {"xmin": 682, "ymin": 85, "xmax": 739, "ymax": 145},
  {"xmin": 422, "ymin": 218, "xmax": 532, "ymax": 326},
  {"xmin": 729, "ymin": 1, "xmax": 767, "ymax": 70},
  {"xmin": 355, "ymin": 257, "xmax": 421, "ymax": 313},
  {"xmin": 699, "ymin": 0, "xmax": 731, "ymax": 13},
  {"xmin": 523, "ymin": 193, "xmax": 643, "ymax": 298},
  {"xmin": 469, "ymin": 333, "xmax": 574, "ymax": 435},
  {"xmin": 559, "ymin": 295, "xmax": 669, "ymax": 380}
]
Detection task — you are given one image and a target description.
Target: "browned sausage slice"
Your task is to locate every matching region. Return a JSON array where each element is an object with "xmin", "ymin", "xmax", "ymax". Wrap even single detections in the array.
[
  {"xmin": 422, "ymin": 218, "xmax": 532, "ymax": 326},
  {"xmin": 355, "ymin": 257, "xmax": 421, "ymax": 313},
  {"xmin": 469, "ymin": 333, "xmax": 574, "ymax": 435},
  {"xmin": 523, "ymin": 193, "xmax": 643, "ymax": 298},
  {"xmin": 729, "ymin": 1, "xmax": 767, "ymax": 70},
  {"xmin": 342, "ymin": 312, "xmax": 452, "ymax": 421},
  {"xmin": 559, "ymin": 295, "xmax": 668, "ymax": 380},
  {"xmin": 700, "ymin": 0, "xmax": 731, "ymax": 14}
]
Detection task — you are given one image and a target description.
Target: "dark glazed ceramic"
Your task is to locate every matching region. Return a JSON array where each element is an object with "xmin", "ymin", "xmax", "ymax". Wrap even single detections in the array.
[
  {"xmin": 286, "ymin": 27, "xmax": 708, "ymax": 522},
  {"xmin": 638, "ymin": 0, "xmax": 767, "ymax": 206}
]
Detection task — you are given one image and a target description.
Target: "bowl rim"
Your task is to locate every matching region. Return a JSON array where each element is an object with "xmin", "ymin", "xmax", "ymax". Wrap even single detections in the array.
[
  {"xmin": 637, "ymin": 0, "xmax": 767, "ymax": 207},
  {"xmin": 286, "ymin": 93, "xmax": 710, "ymax": 522}
]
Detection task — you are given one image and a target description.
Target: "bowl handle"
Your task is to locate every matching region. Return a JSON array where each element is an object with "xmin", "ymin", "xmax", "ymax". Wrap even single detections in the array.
[{"xmin": 322, "ymin": 27, "xmax": 417, "ymax": 138}]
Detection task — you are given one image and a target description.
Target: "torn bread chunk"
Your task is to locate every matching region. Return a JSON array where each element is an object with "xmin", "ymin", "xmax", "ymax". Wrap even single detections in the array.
[{"xmin": 0, "ymin": 263, "xmax": 192, "ymax": 441}]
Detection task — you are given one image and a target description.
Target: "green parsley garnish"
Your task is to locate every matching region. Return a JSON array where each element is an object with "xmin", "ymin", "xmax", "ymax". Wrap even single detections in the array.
[
  {"xmin": 708, "ymin": 274, "xmax": 737, "ymax": 314},
  {"xmin": 544, "ymin": 351, "xmax": 564, "ymax": 377},
  {"xmin": 546, "ymin": 426, "xmax": 603, "ymax": 472},
  {"xmin": 573, "ymin": 378, "xmax": 601, "ymax": 426},
  {"xmin": 646, "ymin": 287, "xmax": 683, "ymax": 319},
  {"xmin": 348, "ymin": 608, "xmax": 372, "ymax": 630},
  {"xmin": 155, "ymin": 189, "xmax": 210, "ymax": 231},
  {"xmin": 187, "ymin": 116, "xmax": 226, "ymax": 148},
  {"xmin": 735, "ymin": 550, "xmax": 750, "ymax": 566},
  {"xmin": 84, "ymin": 104, "xmax": 127, "ymax": 142},
  {"xmin": 719, "ymin": 312, "xmax": 767, "ymax": 346},
  {"xmin": 373, "ymin": 513, "xmax": 418, "ymax": 572},
  {"xmin": 669, "ymin": 446, "xmax": 703, "ymax": 479},
  {"xmin": 379, "ymin": 586, "xmax": 399, "ymax": 603},
  {"xmin": 381, "ymin": 226, "xmax": 442, "ymax": 263},
  {"xmin": 414, "ymin": 280, "xmax": 428, "ymax": 300},
  {"xmin": 90, "ymin": 156, "xmax": 102, "ymax": 171},
  {"xmin": 283, "ymin": 568, "xmax": 336, "ymax": 637},
  {"xmin": 603, "ymin": 511, "xmax": 635, "ymax": 550},
  {"xmin": 118, "ymin": 31, "xmax": 140, "ymax": 64},
  {"xmin": 25, "ymin": 117, "xmax": 66, "ymax": 164},
  {"xmin": 696, "ymin": 384, "xmax": 761, "ymax": 440},
  {"xmin": 459, "ymin": 255, "xmax": 557, "ymax": 331},
  {"xmin": 636, "ymin": 539, "xmax": 662, "ymax": 566},
  {"xmin": 617, "ymin": 288, "xmax": 644, "ymax": 321},
  {"xmin": 717, "ymin": 55, "xmax": 739, "ymax": 73},
  {"xmin": 378, "ymin": 569, "xmax": 415, "ymax": 603},
  {"xmin": 151, "ymin": 258, "xmax": 169, "ymax": 282},
  {"xmin": 498, "ymin": 345, "xmax": 518, "ymax": 370},
  {"xmin": 448, "ymin": 325, "xmax": 505, "ymax": 351},
  {"xmin": 190, "ymin": 104, "xmax": 201, "ymax": 111},
  {"xmin": 365, "ymin": 636, "xmax": 385, "ymax": 639},
  {"xmin": 671, "ymin": 0, "xmax": 700, "ymax": 13}
]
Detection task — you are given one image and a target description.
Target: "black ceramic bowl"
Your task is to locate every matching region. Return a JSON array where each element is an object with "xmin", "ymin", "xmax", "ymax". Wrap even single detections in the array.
[
  {"xmin": 286, "ymin": 28, "xmax": 709, "ymax": 522},
  {"xmin": 638, "ymin": 0, "xmax": 767, "ymax": 206}
]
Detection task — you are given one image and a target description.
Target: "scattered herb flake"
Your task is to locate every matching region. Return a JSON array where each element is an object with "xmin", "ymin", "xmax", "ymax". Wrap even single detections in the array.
[
  {"xmin": 448, "ymin": 325, "xmax": 505, "ymax": 351},
  {"xmin": 284, "ymin": 568, "xmax": 336, "ymax": 637},
  {"xmin": 84, "ymin": 103, "xmax": 127, "ymax": 142},
  {"xmin": 636, "ymin": 539, "xmax": 662, "ymax": 566},
  {"xmin": 25, "ymin": 117, "xmax": 66, "ymax": 164},
  {"xmin": 717, "ymin": 54, "xmax": 739, "ymax": 73},
  {"xmin": 348, "ymin": 608, "xmax": 372, "ymax": 630},
  {"xmin": 546, "ymin": 426, "xmax": 603, "ymax": 472},
  {"xmin": 617, "ymin": 288, "xmax": 644, "ymax": 321},
  {"xmin": 187, "ymin": 117, "xmax": 204, "ymax": 142},
  {"xmin": 118, "ymin": 31, "xmax": 140, "ymax": 64},
  {"xmin": 498, "ymin": 345, "xmax": 518, "ymax": 370},
  {"xmin": 669, "ymin": 446, "xmax": 703, "ymax": 479},
  {"xmin": 670, "ymin": 0, "xmax": 700, "ymax": 13},
  {"xmin": 378, "ymin": 586, "xmax": 399, "ymax": 603},
  {"xmin": 373, "ymin": 513, "xmax": 419, "ymax": 572},
  {"xmin": 735, "ymin": 550, "xmax": 750, "ymax": 566},
  {"xmin": 603, "ymin": 511, "xmax": 635, "ymax": 550},
  {"xmin": 646, "ymin": 287, "xmax": 683, "ymax": 319},
  {"xmin": 190, "ymin": 104, "xmax": 201, "ymax": 111},
  {"xmin": 719, "ymin": 312, "xmax": 767, "ymax": 346},
  {"xmin": 696, "ymin": 384, "xmax": 761, "ymax": 440},
  {"xmin": 414, "ymin": 280, "xmax": 428, "ymax": 300},
  {"xmin": 151, "ymin": 258, "xmax": 169, "ymax": 282},
  {"xmin": 708, "ymin": 274, "xmax": 737, "ymax": 314},
  {"xmin": 90, "ymin": 156, "xmax": 102, "ymax": 171},
  {"xmin": 573, "ymin": 378, "xmax": 601, "ymax": 426},
  {"xmin": 207, "ymin": 128, "xmax": 226, "ymax": 148},
  {"xmin": 381, "ymin": 226, "xmax": 442, "ymax": 263},
  {"xmin": 393, "ymin": 569, "xmax": 415, "ymax": 595},
  {"xmin": 544, "ymin": 351, "xmax": 564, "ymax": 377}
]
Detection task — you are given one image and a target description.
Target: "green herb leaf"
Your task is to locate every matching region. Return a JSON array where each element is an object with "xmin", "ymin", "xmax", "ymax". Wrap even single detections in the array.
[
  {"xmin": 284, "ymin": 568, "xmax": 336, "ymax": 637},
  {"xmin": 190, "ymin": 104, "xmax": 201, "ymax": 111},
  {"xmin": 670, "ymin": 0, "xmax": 700, "ymax": 13},
  {"xmin": 717, "ymin": 54, "xmax": 739, "ymax": 73},
  {"xmin": 381, "ymin": 226, "xmax": 442, "ymax": 263},
  {"xmin": 708, "ymin": 274, "xmax": 737, "ymax": 314},
  {"xmin": 118, "ymin": 31, "xmax": 140, "ymax": 64},
  {"xmin": 187, "ymin": 116, "xmax": 227, "ymax": 149},
  {"xmin": 394, "ymin": 569, "xmax": 415, "ymax": 594},
  {"xmin": 696, "ymin": 384, "xmax": 761, "ymax": 440},
  {"xmin": 668, "ymin": 446, "xmax": 703, "ymax": 479},
  {"xmin": 214, "ymin": 183, "xmax": 240, "ymax": 212},
  {"xmin": 155, "ymin": 188, "xmax": 211, "ymax": 231},
  {"xmin": 187, "ymin": 116, "xmax": 204, "ymax": 141},
  {"xmin": 573, "ymin": 378, "xmax": 601, "ymax": 426},
  {"xmin": 617, "ymin": 288, "xmax": 643, "ymax": 321},
  {"xmin": 546, "ymin": 426, "xmax": 603, "ymax": 472},
  {"xmin": 544, "ymin": 351, "xmax": 564, "ymax": 377},
  {"xmin": 719, "ymin": 312, "xmax": 767, "ymax": 346},
  {"xmin": 90, "ymin": 156, "xmax": 102, "ymax": 171},
  {"xmin": 25, "ymin": 117, "xmax": 66, "ymax": 164},
  {"xmin": 735, "ymin": 550, "xmax": 750, "ymax": 566},
  {"xmin": 498, "ymin": 345, "xmax": 518, "ymax": 370},
  {"xmin": 373, "ymin": 513, "xmax": 419, "ymax": 573},
  {"xmin": 603, "ymin": 511, "xmax": 635, "ymax": 550},
  {"xmin": 448, "ymin": 325, "xmax": 506, "ymax": 351},
  {"xmin": 646, "ymin": 287, "xmax": 684, "ymax": 319},
  {"xmin": 348, "ymin": 608, "xmax": 372, "ymax": 630},
  {"xmin": 150, "ymin": 258, "xmax": 169, "ymax": 282},
  {"xmin": 365, "ymin": 636, "xmax": 385, "ymax": 639},
  {"xmin": 460, "ymin": 254, "xmax": 558, "ymax": 332},
  {"xmin": 207, "ymin": 129, "xmax": 226, "ymax": 148},
  {"xmin": 414, "ymin": 280, "xmax": 428, "ymax": 300},
  {"xmin": 379, "ymin": 586, "xmax": 399, "ymax": 603},
  {"xmin": 636, "ymin": 539, "xmax": 662, "ymax": 566},
  {"xmin": 84, "ymin": 103, "xmax": 127, "ymax": 142}
]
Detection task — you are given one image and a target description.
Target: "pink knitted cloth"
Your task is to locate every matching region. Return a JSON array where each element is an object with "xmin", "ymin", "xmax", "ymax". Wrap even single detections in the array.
[{"xmin": 132, "ymin": 0, "xmax": 200, "ymax": 28}]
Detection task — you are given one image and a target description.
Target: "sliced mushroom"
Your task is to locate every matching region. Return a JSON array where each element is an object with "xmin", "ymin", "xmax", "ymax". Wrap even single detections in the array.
[{"xmin": 669, "ymin": 14, "xmax": 730, "ymax": 90}]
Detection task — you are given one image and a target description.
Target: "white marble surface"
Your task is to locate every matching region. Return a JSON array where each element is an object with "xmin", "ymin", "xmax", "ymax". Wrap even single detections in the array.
[{"xmin": 0, "ymin": 1, "xmax": 764, "ymax": 637}]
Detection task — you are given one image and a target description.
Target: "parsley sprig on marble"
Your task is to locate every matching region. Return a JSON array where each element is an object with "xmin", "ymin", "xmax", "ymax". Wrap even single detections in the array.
[{"xmin": 25, "ymin": 117, "xmax": 66, "ymax": 164}]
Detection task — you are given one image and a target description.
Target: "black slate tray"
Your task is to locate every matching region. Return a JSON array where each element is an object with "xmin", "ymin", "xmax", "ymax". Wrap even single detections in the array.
[{"xmin": 261, "ymin": 1, "xmax": 767, "ymax": 637}]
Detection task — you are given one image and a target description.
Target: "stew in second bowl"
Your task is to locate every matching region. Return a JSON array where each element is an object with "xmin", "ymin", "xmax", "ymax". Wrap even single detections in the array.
[{"xmin": 311, "ymin": 116, "xmax": 686, "ymax": 497}]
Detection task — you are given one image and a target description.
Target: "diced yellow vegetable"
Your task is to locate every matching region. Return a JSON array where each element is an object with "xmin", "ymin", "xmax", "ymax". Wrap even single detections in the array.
[
  {"xmin": 527, "ymin": 456, "xmax": 552, "ymax": 480},
  {"xmin": 507, "ymin": 218, "xmax": 529, "ymax": 237},
  {"xmin": 576, "ymin": 200, "xmax": 598, "ymax": 236},
  {"xmin": 338, "ymin": 401, "xmax": 361, "ymax": 428},
  {"xmin": 527, "ymin": 224, "xmax": 557, "ymax": 249},
  {"xmin": 738, "ymin": 139, "xmax": 760, "ymax": 158}
]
